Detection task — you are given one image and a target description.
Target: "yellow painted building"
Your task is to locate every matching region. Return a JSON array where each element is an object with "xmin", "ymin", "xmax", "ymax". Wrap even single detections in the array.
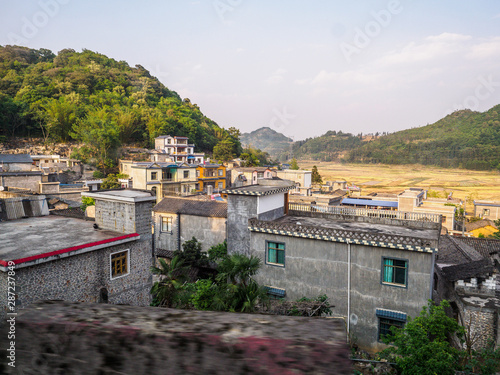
[{"xmin": 196, "ymin": 164, "xmax": 226, "ymax": 193}]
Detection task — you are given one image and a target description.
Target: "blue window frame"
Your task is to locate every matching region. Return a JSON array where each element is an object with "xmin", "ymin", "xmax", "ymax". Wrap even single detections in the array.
[
  {"xmin": 381, "ymin": 257, "xmax": 408, "ymax": 287},
  {"xmin": 266, "ymin": 241, "xmax": 285, "ymax": 266}
]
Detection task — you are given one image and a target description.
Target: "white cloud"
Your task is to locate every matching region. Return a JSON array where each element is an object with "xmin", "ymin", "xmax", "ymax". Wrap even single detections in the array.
[{"xmin": 266, "ymin": 68, "xmax": 288, "ymax": 84}]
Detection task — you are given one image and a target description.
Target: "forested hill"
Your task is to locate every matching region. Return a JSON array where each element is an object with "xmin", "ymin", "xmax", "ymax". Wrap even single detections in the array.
[
  {"xmin": 0, "ymin": 46, "xmax": 241, "ymax": 168},
  {"xmin": 241, "ymin": 127, "xmax": 293, "ymax": 161},
  {"xmin": 292, "ymin": 130, "xmax": 364, "ymax": 162},
  {"xmin": 344, "ymin": 107, "xmax": 500, "ymax": 170}
]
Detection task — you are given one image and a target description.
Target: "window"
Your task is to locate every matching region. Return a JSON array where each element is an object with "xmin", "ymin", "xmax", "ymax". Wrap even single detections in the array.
[
  {"xmin": 161, "ymin": 217, "xmax": 172, "ymax": 232},
  {"xmin": 257, "ymin": 172, "xmax": 264, "ymax": 178},
  {"xmin": 442, "ymin": 216, "xmax": 447, "ymax": 223},
  {"xmin": 151, "ymin": 172, "xmax": 157, "ymax": 180},
  {"xmin": 110, "ymin": 250, "xmax": 129, "ymax": 279},
  {"xmin": 218, "ymin": 182, "xmax": 223, "ymax": 189},
  {"xmin": 376, "ymin": 309, "xmax": 406, "ymax": 341},
  {"xmin": 184, "ymin": 170, "xmax": 189, "ymax": 178},
  {"xmin": 218, "ymin": 169, "xmax": 223, "ymax": 176},
  {"xmin": 483, "ymin": 208, "xmax": 490, "ymax": 216},
  {"xmin": 382, "ymin": 257, "xmax": 408, "ymax": 287},
  {"xmin": 196, "ymin": 170, "xmax": 200, "ymax": 177},
  {"xmin": 378, "ymin": 318, "xmax": 405, "ymax": 341},
  {"xmin": 266, "ymin": 241, "xmax": 285, "ymax": 266},
  {"xmin": 162, "ymin": 170, "xmax": 172, "ymax": 180}
]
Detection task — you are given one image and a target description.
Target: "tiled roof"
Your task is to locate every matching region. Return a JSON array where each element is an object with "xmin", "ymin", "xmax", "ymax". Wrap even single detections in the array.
[
  {"xmin": 437, "ymin": 235, "xmax": 483, "ymax": 264},
  {"xmin": 0, "ymin": 154, "xmax": 33, "ymax": 163},
  {"xmin": 454, "ymin": 237, "xmax": 500, "ymax": 258},
  {"xmin": 437, "ymin": 235, "xmax": 496, "ymax": 281},
  {"xmin": 465, "ymin": 219, "xmax": 497, "ymax": 231},
  {"xmin": 153, "ymin": 197, "xmax": 227, "ymax": 218}
]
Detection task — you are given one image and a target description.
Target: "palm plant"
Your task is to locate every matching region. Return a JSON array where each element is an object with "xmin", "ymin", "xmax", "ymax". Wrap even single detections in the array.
[{"xmin": 150, "ymin": 256, "xmax": 188, "ymax": 307}]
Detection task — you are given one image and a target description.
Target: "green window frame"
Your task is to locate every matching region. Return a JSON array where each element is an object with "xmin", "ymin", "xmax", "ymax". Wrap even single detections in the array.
[
  {"xmin": 382, "ymin": 257, "xmax": 408, "ymax": 287},
  {"xmin": 266, "ymin": 241, "xmax": 285, "ymax": 266}
]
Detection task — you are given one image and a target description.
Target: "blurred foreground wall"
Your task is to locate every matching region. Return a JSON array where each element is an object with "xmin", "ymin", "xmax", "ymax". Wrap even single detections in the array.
[{"xmin": 0, "ymin": 301, "xmax": 351, "ymax": 374}]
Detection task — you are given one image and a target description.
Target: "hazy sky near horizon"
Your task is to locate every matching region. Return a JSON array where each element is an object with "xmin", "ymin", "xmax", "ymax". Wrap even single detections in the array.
[{"xmin": 1, "ymin": 1, "xmax": 500, "ymax": 140}]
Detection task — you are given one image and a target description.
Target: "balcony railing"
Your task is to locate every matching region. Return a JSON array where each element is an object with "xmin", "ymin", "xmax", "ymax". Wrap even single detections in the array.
[{"xmin": 288, "ymin": 203, "xmax": 442, "ymax": 223}]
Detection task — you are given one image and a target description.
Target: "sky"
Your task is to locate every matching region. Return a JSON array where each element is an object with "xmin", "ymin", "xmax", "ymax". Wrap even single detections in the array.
[{"xmin": 1, "ymin": 0, "xmax": 500, "ymax": 141}]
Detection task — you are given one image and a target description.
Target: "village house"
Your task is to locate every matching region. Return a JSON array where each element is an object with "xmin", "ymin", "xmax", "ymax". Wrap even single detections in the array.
[
  {"xmin": 195, "ymin": 163, "xmax": 226, "ymax": 194},
  {"xmin": 275, "ymin": 169, "xmax": 312, "ymax": 195},
  {"xmin": 0, "ymin": 189, "xmax": 156, "ymax": 320},
  {"xmin": 433, "ymin": 236, "xmax": 500, "ymax": 349},
  {"xmin": 224, "ymin": 180, "xmax": 441, "ymax": 351},
  {"xmin": 119, "ymin": 160, "xmax": 198, "ymax": 201},
  {"xmin": 0, "ymin": 154, "xmax": 43, "ymax": 192},
  {"xmin": 228, "ymin": 167, "xmax": 276, "ymax": 187},
  {"xmin": 153, "ymin": 197, "xmax": 227, "ymax": 258},
  {"xmin": 154, "ymin": 135, "xmax": 205, "ymax": 164},
  {"xmin": 474, "ymin": 200, "xmax": 500, "ymax": 221}
]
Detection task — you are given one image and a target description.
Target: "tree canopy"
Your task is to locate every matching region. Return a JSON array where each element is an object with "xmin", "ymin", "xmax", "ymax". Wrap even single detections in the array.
[{"xmin": 0, "ymin": 45, "xmax": 241, "ymax": 169}]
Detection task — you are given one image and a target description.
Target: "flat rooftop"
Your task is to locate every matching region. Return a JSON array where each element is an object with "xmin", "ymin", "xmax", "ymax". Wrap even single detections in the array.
[
  {"xmin": 275, "ymin": 215, "xmax": 438, "ymax": 242},
  {"xmin": 83, "ymin": 189, "xmax": 156, "ymax": 203},
  {"xmin": 0, "ymin": 215, "xmax": 137, "ymax": 265}
]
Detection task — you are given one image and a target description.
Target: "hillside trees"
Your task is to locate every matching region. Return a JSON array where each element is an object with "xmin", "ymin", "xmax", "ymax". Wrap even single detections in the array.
[{"xmin": 0, "ymin": 46, "xmax": 242, "ymax": 167}]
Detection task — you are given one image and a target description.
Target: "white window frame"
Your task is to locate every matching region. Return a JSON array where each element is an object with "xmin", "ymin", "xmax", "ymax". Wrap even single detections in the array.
[
  {"xmin": 161, "ymin": 216, "xmax": 172, "ymax": 233},
  {"xmin": 109, "ymin": 249, "xmax": 130, "ymax": 280}
]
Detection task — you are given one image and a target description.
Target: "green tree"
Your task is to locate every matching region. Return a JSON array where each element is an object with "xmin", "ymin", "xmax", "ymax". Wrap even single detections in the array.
[
  {"xmin": 101, "ymin": 174, "xmax": 121, "ymax": 189},
  {"xmin": 80, "ymin": 196, "xmax": 95, "ymax": 211},
  {"xmin": 213, "ymin": 138, "xmax": 236, "ymax": 161},
  {"xmin": 150, "ymin": 256, "xmax": 188, "ymax": 307},
  {"xmin": 207, "ymin": 240, "xmax": 228, "ymax": 262},
  {"xmin": 311, "ymin": 165, "xmax": 323, "ymax": 184},
  {"xmin": 381, "ymin": 300, "xmax": 464, "ymax": 375},
  {"xmin": 173, "ymin": 237, "xmax": 209, "ymax": 268},
  {"xmin": 290, "ymin": 158, "xmax": 299, "ymax": 170},
  {"xmin": 71, "ymin": 108, "xmax": 121, "ymax": 174},
  {"xmin": 42, "ymin": 97, "xmax": 77, "ymax": 142}
]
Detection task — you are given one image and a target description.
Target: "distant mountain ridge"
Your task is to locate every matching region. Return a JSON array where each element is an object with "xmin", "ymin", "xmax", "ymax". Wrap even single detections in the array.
[
  {"xmin": 240, "ymin": 127, "xmax": 293, "ymax": 161},
  {"xmin": 247, "ymin": 106, "xmax": 500, "ymax": 171}
]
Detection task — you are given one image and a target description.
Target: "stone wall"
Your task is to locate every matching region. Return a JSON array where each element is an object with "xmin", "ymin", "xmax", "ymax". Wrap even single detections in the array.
[
  {"xmin": 227, "ymin": 194, "xmax": 258, "ymax": 255},
  {"xmin": 0, "ymin": 301, "xmax": 352, "ymax": 374},
  {"xmin": 95, "ymin": 199, "xmax": 153, "ymax": 237},
  {"xmin": 0, "ymin": 240, "xmax": 152, "ymax": 322}
]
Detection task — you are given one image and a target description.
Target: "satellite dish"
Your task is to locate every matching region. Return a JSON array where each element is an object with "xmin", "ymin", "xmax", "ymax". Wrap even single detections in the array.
[{"xmin": 0, "ymin": 186, "xmax": 4, "ymax": 191}]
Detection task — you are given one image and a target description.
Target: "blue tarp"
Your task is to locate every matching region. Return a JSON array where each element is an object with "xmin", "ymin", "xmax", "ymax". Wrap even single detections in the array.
[{"xmin": 341, "ymin": 198, "xmax": 398, "ymax": 208}]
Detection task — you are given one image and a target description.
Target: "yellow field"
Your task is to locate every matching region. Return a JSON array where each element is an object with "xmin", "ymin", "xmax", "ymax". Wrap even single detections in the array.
[{"xmin": 300, "ymin": 161, "xmax": 500, "ymax": 202}]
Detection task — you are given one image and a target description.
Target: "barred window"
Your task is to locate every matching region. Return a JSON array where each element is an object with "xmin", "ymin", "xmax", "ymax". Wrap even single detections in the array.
[{"xmin": 266, "ymin": 241, "xmax": 285, "ymax": 266}]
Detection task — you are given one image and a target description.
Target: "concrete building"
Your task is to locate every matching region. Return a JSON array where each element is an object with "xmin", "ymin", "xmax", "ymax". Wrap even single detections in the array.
[
  {"xmin": 474, "ymin": 200, "xmax": 500, "ymax": 221},
  {"xmin": 276, "ymin": 169, "xmax": 312, "ymax": 194},
  {"xmin": 0, "ymin": 189, "xmax": 156, "ymax": 320},
  {"xmin": 154, "ymin": 135, "xmax": 205, "ymax": 164},
  {"xmin": 225, "ymin": 181, "xmax": 442, "ymax": 351},
  {"xmin": 228, "ymin": 167, "xmax": 276, "ymax": 188},
  {"xmin": 153, "ymin": 197, "xmax": 227, "ymax": 256},
  {"xmin": 196, "ymin": 164, "xmax": 226, "ymax": 193},
  {"xmin": 120, "ymin": 160, "xmax": 198, "ymax": 201},
  {"xmin": 0, "ymin": 154, "xmax": 34, "ymax": 172},
  {"xmin": 433, "ymin": 236, "xmax": 500, "ymax": 349}
]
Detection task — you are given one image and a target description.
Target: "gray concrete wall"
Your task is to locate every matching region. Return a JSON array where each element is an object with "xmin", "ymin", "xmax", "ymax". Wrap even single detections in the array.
[
  {"xmin": 155, "ymin": 213, "xmax": 180, "ymax": 251},
  {"xmin": 180, "ymin": 215, "xmax": 226, "ymax": 252},
  {"xmin": 155, "ymin": 213, "xmax": 226, "ymax": 253},
  {"xmin": 249, "ymin": 232, "xmax": 433, "ymax": 352},
  {"xmin": 227, "ymin": 195, "xmax": 258, "ymax": 255},
  {"xmin": 0, "ymin": 174, "xmax": 42, "ymax": 192},
  {"xmin": 258, "ymin": 206, "xmax": 284, "ymax": 221},
  {"xmin": 0, "ymin": 240, "xmax": 152, "ymax": 322}
]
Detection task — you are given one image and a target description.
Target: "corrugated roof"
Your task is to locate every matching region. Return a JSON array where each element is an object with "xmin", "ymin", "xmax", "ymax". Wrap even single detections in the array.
[
  {"xmin": 153, "ymin": 197, "xmax": 227, "ymax": 218},
  {"xmin": 341, "ymin": 198, "xmax": 398, "ymax": 208},
  {"xmin": 0, "ymin": 154, "xmax": 33, "ymax": 163}
]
